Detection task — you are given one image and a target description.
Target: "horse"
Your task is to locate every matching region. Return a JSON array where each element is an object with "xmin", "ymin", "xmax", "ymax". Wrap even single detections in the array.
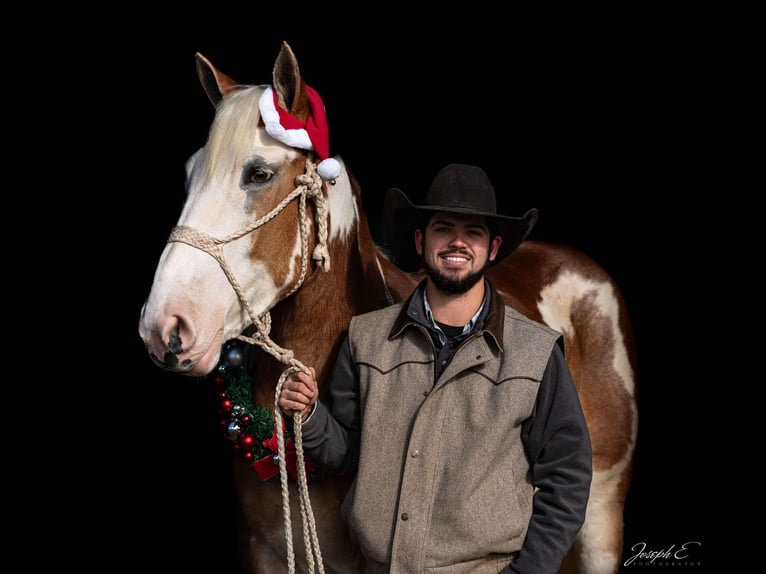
[{"xmin": 138, "ymin": 41, "xmax": 637, "ymax": 574}]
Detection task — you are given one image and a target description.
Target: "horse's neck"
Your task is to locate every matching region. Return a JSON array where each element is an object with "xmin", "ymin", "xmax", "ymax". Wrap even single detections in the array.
[
  {"xmin": 251, "ymin": 207, "xmax": 403, "ymax": 407},
  {"xmin": 352, "ymin": 205, "xmax": 422, "ymax": 304}
]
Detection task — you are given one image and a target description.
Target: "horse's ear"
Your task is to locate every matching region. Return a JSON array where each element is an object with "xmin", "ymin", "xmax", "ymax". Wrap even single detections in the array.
[
  {"xmin": 195, "ymin": 52, "xmax": 240, "ymax": 106},
  {"xmin": 272, "ymin": 41, "xmax": 310, "ymax": 121}
]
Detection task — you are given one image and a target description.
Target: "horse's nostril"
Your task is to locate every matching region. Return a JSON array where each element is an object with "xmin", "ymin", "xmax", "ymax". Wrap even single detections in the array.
[{"xmin": 168, "ymin": 327, "xmax": 184, "ymax": 355}]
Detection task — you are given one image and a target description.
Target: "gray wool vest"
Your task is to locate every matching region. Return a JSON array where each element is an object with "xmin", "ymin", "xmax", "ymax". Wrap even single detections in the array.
[{"xmin": 341, "ymin": 301, "xmax": 561, "ymax": 572}]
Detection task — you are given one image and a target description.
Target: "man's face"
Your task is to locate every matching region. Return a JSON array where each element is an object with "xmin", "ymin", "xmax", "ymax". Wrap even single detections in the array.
[{"xmin": 415, "ymin": 212, "xmax": 502, "ymax": 295}]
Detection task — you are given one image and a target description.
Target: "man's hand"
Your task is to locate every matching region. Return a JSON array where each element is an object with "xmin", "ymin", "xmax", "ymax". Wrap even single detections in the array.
[{"xmin": 278, "ymin": 367, "xmax": 318, "ymax": 418}]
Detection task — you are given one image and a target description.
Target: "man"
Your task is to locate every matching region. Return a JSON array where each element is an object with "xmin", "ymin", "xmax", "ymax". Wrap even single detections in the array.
[{"xmin": 278, "ymin": 164, "xmax": 592, "ymax": 573}]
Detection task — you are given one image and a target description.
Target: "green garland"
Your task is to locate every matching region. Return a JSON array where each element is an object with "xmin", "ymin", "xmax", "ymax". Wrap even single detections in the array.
[
  {"xmin": 215, "ymin": 366, "xmax": 278, "ymax": 462},
  {"xmin": 211, "ymin": 340, "xmax": 319, "ymax": 482}
]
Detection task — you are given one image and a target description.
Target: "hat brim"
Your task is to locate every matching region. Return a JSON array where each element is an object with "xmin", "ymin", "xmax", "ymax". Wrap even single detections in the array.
[{"xmin": 379, "ymin": 188, "xmax": 538, "ymax": 272}]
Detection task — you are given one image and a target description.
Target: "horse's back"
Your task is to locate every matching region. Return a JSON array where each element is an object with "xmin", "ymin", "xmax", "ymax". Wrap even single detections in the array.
[{"xmin": 490, "ymin": 240, "xmax": 622, "ymax": 317}]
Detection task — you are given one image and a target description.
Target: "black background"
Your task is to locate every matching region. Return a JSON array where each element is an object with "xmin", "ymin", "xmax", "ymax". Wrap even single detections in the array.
[{"xmin": 102, "ymin": 16, "xmax": 720, "ymax": 573}]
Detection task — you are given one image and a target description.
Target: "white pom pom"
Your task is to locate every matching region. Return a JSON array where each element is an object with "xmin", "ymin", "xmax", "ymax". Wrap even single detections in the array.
[{"xmin": 317, "ymin": 158, "xmax": 341, "ymax": 181}]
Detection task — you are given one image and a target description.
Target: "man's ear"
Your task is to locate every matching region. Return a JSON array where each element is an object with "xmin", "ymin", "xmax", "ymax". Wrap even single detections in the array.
[
  {"xmin": 488, "ymin": 235, "xmax": 503, "ymax": 261},
  {"xmin": 415, "ymin": 229, "xmax": 424, "ymax": 257}
]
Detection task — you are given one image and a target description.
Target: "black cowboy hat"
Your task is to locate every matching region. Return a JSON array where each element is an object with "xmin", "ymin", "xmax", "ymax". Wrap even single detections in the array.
[{"xmin": 381, "ymin": 164, "xmax": 538, "ymax": 272}]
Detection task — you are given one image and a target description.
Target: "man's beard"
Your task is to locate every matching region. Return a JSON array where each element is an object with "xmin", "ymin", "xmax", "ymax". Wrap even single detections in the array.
[{"xmin": 423, "ymin": 255, "xmax": 490, "ymax": 295}]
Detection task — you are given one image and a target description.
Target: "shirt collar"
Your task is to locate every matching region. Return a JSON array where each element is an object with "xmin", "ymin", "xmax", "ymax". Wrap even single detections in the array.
[
  {"xmin": 422, "ymin": 287, "xmax": 484, "ymax": 337},
  {"xmin": 392, "ymin": 279, "xmax": 503, "ymax": 352}
]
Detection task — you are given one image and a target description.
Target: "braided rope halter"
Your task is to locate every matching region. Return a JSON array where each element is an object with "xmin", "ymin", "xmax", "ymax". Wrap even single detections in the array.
[{"xmin": 168, "ymin": 160, "xmax": 330, "ymax": 574}]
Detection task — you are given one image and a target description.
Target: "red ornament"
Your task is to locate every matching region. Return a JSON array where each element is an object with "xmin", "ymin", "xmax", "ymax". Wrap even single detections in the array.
[{"xmin": 252, "ymin": 422, "xmax": 316, "ymax": 483}]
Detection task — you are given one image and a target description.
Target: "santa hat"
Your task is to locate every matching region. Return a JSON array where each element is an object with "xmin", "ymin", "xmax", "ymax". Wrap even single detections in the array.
[{"xmin": 259, "ymin": 85, "xmax": 341, "ymax": 181}]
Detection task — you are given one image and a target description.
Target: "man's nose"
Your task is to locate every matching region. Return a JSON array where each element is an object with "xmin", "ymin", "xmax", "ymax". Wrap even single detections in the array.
[{"xmin": 448, "ymin": 233, "xmax": 469, "ymax": 247}]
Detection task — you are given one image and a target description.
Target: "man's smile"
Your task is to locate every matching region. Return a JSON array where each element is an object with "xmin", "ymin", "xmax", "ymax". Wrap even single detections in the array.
[{"xmin": 440, "ymin": 252, "xmax": 471, "ymax": 267}]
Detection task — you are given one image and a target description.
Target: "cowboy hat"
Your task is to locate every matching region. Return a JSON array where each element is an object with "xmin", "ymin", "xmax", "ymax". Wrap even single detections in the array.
[{"xmin": 381, "ymin": 164, "xmax": 538, "ymax": 271}]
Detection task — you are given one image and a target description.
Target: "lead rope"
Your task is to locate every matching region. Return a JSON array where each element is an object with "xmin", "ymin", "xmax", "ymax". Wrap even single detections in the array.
[
  {"xmin": 375, "ymin": 254, "xmax": 395, "ymax": 307},
  {"xmin": 168, "ymin": 161, "xmax": 329, "ymax": 574}
]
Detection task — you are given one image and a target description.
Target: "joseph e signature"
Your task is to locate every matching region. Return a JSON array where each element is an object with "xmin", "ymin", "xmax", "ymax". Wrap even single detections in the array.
[{"xmin": 624, "ymin": 541, "xmax": 702, "ymax": 566}]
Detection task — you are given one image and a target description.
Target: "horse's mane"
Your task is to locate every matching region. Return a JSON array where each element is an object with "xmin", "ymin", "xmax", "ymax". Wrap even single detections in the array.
[{"xmin": 201, "ymin": 85, "xmax": 267, "ymax": 187}]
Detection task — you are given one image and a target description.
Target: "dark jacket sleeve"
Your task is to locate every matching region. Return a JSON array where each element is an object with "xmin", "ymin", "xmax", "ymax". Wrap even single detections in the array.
[
  {"xmin": 505, "ymin": 341, "xmax": 593, "ymax": 574},
  {"xmin": 293, "ymin": 335, "xmax": 361, "ymax": 475}
]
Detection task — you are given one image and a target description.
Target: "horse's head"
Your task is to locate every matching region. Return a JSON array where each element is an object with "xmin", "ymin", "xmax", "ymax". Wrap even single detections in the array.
[{"xmin": 139, "ymin": 42, "xmax": 355, "ymax": 376}]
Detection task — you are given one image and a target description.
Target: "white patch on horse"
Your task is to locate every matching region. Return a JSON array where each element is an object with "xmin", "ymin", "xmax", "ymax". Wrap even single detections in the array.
[
  {"xmin": 577, "ymin": 474, "xmax": 624, "ymax": 574},
  {"xmin": 237, "ymin": 257, "xmax": 284, "ymax": 311},
  {"xmin": 537, "ymin": 270, "xmax": 635, "ymax": 399},
  {"xmin": 325, "ymin": 163, "xmax": 358, "ymax": 242}
]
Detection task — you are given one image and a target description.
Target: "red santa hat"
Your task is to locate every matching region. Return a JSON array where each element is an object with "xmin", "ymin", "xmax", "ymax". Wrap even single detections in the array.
[{"xmin": 259, "ymin": 85, "xmax": 342, "ymax": 181}]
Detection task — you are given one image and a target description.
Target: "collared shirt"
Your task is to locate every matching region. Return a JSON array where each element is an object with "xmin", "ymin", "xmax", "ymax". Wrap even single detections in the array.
[
  {"xmin": 422, "ymin": 285, "xmax": 484, "ymax": 343},
  {"xmin": 408, "ymin": 280, "xmax": 491, "ymax": 379}
]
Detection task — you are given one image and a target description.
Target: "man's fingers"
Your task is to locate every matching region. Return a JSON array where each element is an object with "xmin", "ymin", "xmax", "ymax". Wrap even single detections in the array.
[
  {"xmin": 279, "ymin": 367, "xmax": 318, "ymax": 417},
  {"xmin": 286, "ymin": 375, "xmax": 314, "ymax": 398},
  {"xmin": 279, "ymin": 392, "xmax": 307, "ymax": 413}
]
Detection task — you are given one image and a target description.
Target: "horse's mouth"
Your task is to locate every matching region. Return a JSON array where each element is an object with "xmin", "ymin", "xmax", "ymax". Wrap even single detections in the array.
[
  {"xmin": 149, "ymin": 352, "xmax": 197, "ymax": 374},
  {"xmin": 148, "ymin": 328, "xmax": 225, "ymax": 376}
]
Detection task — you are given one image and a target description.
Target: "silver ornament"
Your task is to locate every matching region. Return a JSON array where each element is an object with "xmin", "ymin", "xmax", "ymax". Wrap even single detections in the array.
[
  {"xmin": 225, "ymin": 346, "xmax": 244, "ymax": 367},
  {"xmin": 226, "ymin": 420, "xmax": 241, "ymax": 441}
]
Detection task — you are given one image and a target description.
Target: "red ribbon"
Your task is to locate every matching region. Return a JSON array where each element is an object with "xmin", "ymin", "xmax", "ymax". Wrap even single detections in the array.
[{"xmin": 252, "ymin": 420, "xmax": 316, "ymax": 483}]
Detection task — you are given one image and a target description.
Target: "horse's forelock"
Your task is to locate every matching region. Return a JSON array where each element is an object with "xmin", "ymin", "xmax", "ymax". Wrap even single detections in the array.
[{"xmin": 202, "ymin": 86, "xmax": 268, "ymax": 186}]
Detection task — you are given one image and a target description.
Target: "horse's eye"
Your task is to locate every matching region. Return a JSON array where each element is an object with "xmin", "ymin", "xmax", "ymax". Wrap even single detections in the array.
[{"xmin": 246, "ymin": 167, "xmax": 273, "ymax": 185}]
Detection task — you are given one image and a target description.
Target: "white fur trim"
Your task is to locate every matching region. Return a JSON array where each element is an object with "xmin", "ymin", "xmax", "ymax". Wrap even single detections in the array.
[{"xmin": 259, "ymin": 86, "xmax": 313, "ymax": 150}]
